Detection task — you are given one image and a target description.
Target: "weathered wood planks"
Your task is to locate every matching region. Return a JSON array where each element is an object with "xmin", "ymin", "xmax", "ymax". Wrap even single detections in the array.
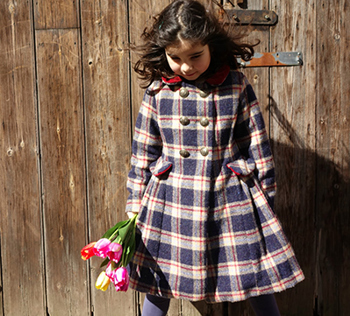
[
  {"xmin": 80, "ymin": 0, "xmax": 134, "ymax": 314},
  {"xmin": 315, "ymin": 0, "xmax": 350, "ymax": 314},
  {"xmin": 36, "ymin": 29, "xmax": 89, "ymax": 315},
  {"xmin": 270, "ymin": 0, "xmax": 317, "ymax": 315},
  {"xmin": 0, "ymin": 1, "xmax": 45, "ymax": 315}
]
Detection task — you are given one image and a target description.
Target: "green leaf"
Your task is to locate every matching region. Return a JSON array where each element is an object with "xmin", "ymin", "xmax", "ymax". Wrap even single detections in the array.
[
  {"xmin": 121, "ymin": 225, "xmax": 136, "ymax": 267},
  {"xmin": 102, "ymin": 219, "xmax": 130, "ymax": 239},
  {"xmin": 100, "ymin": 257, "xmax": 110, "ymax": 268}
]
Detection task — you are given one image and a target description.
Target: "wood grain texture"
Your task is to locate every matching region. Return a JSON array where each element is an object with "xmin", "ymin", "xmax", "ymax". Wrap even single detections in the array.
[
  {"xmin": 0, "ymin": 1, "xmax": 45, "ymax": 315},
  {"xmin": 270, "ymin": 0, "xmax": 317, "ymax": 314},
  {"xmin": 80, "ymin": 0, "xmax": 134, "ymax": 313},
  {"xmin": 36, "ymin": 29, "xmax": 89, "ymax": 316},
  {"xmin": 315, "ymin": 0, "xmax": 350, "ymax": 315},
  {"xmin": 34, "ymin": 0, "xmax": 79, "ymax": 29}
]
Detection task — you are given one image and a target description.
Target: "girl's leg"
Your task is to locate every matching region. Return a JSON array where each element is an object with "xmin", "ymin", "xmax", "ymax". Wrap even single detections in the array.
[
  {"xmin": 248, "ymin": 294, "xmax": 281, "ymax": 316},
  {"xmin": 142, "ymin": 294, "xmax": 171, "ymax": 316}
]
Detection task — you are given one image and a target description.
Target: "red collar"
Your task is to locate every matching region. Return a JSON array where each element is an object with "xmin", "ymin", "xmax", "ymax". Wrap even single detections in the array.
[{"xmin": 162, "ymin": 65, "xmax": 230, "ymax": 86}]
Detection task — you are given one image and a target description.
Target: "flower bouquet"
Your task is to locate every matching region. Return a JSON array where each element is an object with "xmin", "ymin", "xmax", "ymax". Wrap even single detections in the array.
[{"xmin": 81, "ymin": 214, "xmax": 137, "ymax": 292}]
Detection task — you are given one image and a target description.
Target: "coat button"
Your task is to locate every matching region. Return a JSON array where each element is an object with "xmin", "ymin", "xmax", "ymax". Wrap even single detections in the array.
[
  {"xmin": 200, "ymin": 147, "xmax": 209, "ymax": 156},
  {"xmin": 200, "ymin": 117, "xmax": 209, "ymax": 127},
  {"xmin": 179, "ymin": 149, "xmax": 190, "ymax": 158},
  {"xmin": 199, "ymin": 90, "xmax": 210, "ymax": 98},
  {"xmin": 179, "ymin": 88, "xmax": 189, "ymax": 98},
  {"xmin": 179, "ymin": 116, "xmax": 190, "ymax": 126}
]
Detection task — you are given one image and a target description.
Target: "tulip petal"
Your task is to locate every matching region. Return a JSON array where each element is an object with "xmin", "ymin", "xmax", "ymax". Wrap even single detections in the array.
[
  {"xmin": 95, "ymin": 271, "xmax": 110, "ymax": 291},
  {"xmin": 81, "ymin": 242, "xmax": 97, "ymax": 260}
]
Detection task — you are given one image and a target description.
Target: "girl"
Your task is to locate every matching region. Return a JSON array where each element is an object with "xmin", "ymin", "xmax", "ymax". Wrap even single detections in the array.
[{"xmin": 126, "ymin": 1, "xmax": 304, "ymax": 315}]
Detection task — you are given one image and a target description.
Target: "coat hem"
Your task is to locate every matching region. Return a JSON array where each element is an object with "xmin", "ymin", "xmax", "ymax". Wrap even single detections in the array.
[{"xmin": 129, "ymin": 272, "xmax": 305, "ymax": 303}]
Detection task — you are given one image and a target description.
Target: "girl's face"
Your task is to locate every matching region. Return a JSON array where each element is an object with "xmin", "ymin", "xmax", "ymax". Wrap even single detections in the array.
[{"xmin": 165, "ymin": 40, "xmax": 211, "ymax": 81}]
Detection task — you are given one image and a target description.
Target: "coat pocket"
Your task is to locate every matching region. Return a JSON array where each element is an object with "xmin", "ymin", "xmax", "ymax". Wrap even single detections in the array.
[
  {"xmin": 149, "ymin": 158, "xmax": 173, "ymax": 177},
  {"xmin": 226, "ymin": 158, "xmax": 256, "ymax": 176}
]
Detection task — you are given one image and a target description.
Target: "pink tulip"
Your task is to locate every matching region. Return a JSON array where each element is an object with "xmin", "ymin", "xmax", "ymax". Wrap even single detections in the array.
[
  {"xmin": 93, "ymin": 238, "xmax": 123, "ymax": 264},
  {"xmin": 93, "ymin": 238, "xmax": 111, "ymax": 258},
  {"xmin": 107, "ymin": 242, "xmax": 123, "ymax": 264},
  {"xmin": 106, "ymin": 264, "xmax": 129, "ymax": 292}
]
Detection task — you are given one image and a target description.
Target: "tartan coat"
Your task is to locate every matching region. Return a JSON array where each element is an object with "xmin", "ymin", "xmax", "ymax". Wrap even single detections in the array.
[{"xmin": 126, "ymin": 66, "xmax": 304, "ymax": 303}]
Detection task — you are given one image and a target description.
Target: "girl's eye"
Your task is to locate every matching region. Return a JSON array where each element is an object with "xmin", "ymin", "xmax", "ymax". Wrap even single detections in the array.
[{"xmin": 191, "ymin": 55, "xmax": 201, "ymax": 60}]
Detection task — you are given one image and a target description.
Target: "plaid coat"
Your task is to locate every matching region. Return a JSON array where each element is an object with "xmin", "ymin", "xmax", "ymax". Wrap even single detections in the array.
[{"xmin": 126, "ymin": 67, "xmax": 304, "ymax": 303}]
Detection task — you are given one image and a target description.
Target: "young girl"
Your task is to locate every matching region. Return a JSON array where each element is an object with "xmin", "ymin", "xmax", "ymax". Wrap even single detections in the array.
[{"xmin": 126, "ymin": 1, "xmax": 304, "ymax": 315}]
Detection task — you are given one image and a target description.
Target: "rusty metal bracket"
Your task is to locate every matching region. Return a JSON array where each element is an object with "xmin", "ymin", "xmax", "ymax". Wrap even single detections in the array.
[
  {"xmin": 237, "ymin": 52, "xmax": 303, "ymax": 67},
  {"xmin": 223, "ymin": 10, "xmax": 278, "ymax": 25}
]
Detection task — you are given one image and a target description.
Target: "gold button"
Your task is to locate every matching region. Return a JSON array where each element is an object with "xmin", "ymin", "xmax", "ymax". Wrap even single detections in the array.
[
  {"xmin": 179, "ymin": 116, "xmax": 190, "ymax": 126},
  {"xmin": 199, "ymin": 90, "xmax": 210, "ymax": 98},
  {"xmin": 200, "ymin": 147, "xmax": 209, "ymax": 156},
  {"xmin": 179, "ymin": 88, "xmax": 189, "ymax": 98},
  {"xmin": 200, "ymin": 117, "xmax": 209, "ymax": 127},
  {"xmin": 179, "ymin": 149, "xmax": 190, "ymax": 158}
]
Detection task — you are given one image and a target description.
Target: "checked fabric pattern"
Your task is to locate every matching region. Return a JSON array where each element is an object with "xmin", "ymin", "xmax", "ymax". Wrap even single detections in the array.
[{"xmin": 126, "ymin": 69, "xmax": 304, "ymax": 302}]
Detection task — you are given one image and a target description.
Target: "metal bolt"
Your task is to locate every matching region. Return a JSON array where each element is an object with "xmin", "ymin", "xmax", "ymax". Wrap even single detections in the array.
[{"xmin": 264, "ymin": 14, "xmax": 270, "ymax": 20}]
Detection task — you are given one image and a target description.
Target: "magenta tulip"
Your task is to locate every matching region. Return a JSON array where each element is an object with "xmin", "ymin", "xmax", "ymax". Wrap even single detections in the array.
[
  {"xmin": 106, "ymin": 264, "xmax": 129, "ymax": 292},
  {"xmin": 93, "ymin": 238, "xmax": 111, "ymax": 258},
  {"xmin": 107, "ymin": 242, "xmax": 123, "ymax": 263}
]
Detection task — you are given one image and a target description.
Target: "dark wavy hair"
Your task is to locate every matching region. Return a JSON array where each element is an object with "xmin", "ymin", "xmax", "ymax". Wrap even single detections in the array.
[{"xmin": 133, "ymin": 0, "xmax": 257, "ymax": 87}]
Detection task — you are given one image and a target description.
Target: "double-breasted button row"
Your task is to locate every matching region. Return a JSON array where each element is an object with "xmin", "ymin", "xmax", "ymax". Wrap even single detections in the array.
[
  {"xmin": 179, "ymin": 88, "xmax": 211, "ymax": 98},
  {"xmin": 179, "ymin": 147, "xmax": 209, "ymax": 158},
  {"xmin": 179, "ymin": 116, "xmax": 210, "ymax": 127}
]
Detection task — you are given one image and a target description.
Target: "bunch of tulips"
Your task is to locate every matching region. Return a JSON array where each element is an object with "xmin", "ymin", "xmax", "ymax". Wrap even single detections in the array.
[{"xmin": 81, "ymin": 214, "xmax": 137, "ymax": 292}]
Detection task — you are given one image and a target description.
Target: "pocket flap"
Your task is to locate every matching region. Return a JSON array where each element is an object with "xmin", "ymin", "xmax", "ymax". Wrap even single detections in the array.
[
  {"xmin": 149, "ymin": 159, "xmax": 173, "ymax": 177},
  {"xmin": 226, "ymin": 158, "xmax": 255, "ymax": 176}
]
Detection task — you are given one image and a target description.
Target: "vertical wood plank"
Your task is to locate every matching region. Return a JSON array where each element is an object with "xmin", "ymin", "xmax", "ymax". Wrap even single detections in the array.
[
  {"xmin": 270, "ymin": 0, "xmax": 316, "ymax": 315},
  {"xmin": 315, "ymin": 0, "xmax": 350, "ymax": 314},
  {"xmin": 36, "ymin": 29, "xmax": 89, "ymax": 316},
  {"xmin": 80, "ymin": 0, "xmax": 134, "ymax": 314},
  {"xmin": 34, "ymin": 0, "xmax": 79, "ymax": 29},
  {"xmin": 0, "ymin": 1, "xmax": 46, "ymax": 315}
]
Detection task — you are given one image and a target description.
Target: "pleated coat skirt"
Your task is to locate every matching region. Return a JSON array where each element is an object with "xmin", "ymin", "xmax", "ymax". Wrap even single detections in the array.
[{"xmin": 126, "ymin": 68, "xmax": 304, "ymax": 303}]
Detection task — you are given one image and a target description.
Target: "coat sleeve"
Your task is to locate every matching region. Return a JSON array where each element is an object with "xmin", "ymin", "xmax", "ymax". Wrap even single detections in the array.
[
  {"xmin": 125, "ymin": 87, "xmax": 163, "ymax": 214},
  {"xmin": 234, "ymin": 73, "xmax": 277, "ymax": 208}
]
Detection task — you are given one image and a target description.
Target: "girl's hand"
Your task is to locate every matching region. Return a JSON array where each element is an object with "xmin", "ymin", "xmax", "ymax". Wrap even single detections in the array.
[{"xmin": 127, "ymin": 212, "xmax": 138, "ymax": 219}]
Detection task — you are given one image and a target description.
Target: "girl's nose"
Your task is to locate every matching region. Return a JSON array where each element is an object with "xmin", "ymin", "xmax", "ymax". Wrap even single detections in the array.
[{"xmin": 181, "ymin": 62, "xmax": 192, "ymax": 74}]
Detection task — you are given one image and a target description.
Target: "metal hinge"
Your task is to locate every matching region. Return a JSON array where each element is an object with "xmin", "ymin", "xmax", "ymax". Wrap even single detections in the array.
[
  {"xmin": 237, "ymin": 52, "xmax": 303, "ymax": 67},
  {"xmin": 219, "ymin": 9, "xmax": 278, "ymax": 25}
]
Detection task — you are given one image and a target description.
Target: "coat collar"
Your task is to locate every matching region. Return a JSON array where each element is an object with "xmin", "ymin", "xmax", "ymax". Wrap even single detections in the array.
[{"xmin": 161, "ymin": 65, "xmax": 230, "ymax": 87}]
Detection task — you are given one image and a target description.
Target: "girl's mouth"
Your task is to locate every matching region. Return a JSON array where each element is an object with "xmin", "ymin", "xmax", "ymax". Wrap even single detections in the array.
[{"xmin": 184, "ymin": 72, "xmax": 197, "ymax": 77}]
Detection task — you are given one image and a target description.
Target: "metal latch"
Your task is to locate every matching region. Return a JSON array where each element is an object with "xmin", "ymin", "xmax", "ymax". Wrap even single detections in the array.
[
  {"xmin": 219, "ymin": 10, "xmax": 278, "ymax": 25},
  {"xmin": 237, "ymin": 52, "xmax": 303, "ymax": 67}
]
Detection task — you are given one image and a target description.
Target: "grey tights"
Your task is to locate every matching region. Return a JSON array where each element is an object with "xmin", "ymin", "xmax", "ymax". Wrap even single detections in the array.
[{"xmin": 142, "ymin": 293, "xmax": 280, "ymax": 316}]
